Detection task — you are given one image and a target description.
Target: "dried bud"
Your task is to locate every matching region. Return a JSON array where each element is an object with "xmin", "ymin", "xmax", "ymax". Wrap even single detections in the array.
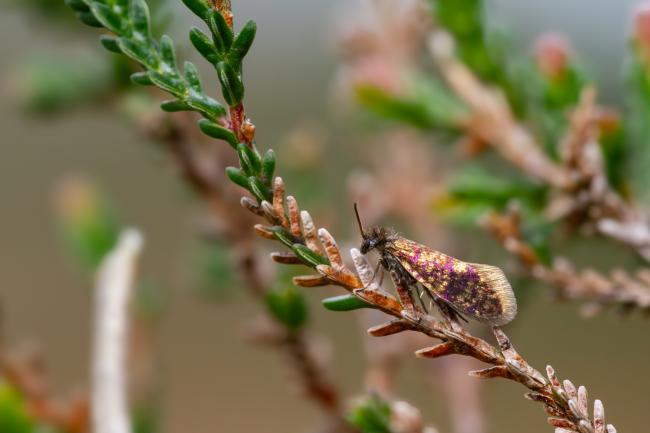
[
  {"xmin": 390, "ymin": 401, "xmax": 424, "ymax": 433},
  {"xmin": 241, "ymin": 118, "xmax": 256, "ymax": 143},
  {"xmin": 534, "ymin": 33, "xmax": 572, "ymax": 80}
]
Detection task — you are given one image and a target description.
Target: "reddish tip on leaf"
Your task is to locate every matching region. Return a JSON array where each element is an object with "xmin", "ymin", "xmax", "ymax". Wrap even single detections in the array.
[
  {"xmin": 415, "ymin": 342, "xmax": 455, "ymax": 359},
  {"xmin": 367, "ymin": 319, "xmax": 413, "ymax": 337},
  {"xmin": 467, "ymin": 365, "xmax": 513, "ymax": 379},
  {"xmin": 292, "ymin": 274, "xmax": 330, "ymax": 287}
]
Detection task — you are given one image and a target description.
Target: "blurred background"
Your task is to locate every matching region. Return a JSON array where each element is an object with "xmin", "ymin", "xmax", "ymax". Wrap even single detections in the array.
[{"xmin": 0, "ymin": 1, "xmax": 649, "ymax": 433}]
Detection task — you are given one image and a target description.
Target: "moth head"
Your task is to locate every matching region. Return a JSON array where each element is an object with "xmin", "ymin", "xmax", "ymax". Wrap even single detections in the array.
[
  {"xmin": 360, "ymin": 227, "xmax": 390, "ymax": 254},
  {"xmin": 354, "ymin": 203, "xmax": 389, "ymax": 254}
]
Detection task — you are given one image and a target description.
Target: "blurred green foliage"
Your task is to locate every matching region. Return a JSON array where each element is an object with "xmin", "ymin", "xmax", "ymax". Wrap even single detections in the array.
[
  {"xmin": 435, "ymin": 166, "xmax": 546, "ymax": 225},
  {"xmin": 7, "ymin": 0, "xmax": 170, "ymax": 114},
  {"xmin": 0, "ymin": 383, "xmax": 33, "ymax": 433},
  {"xmin": 132, "ymin": 400, "xmax": 161, "ymax": 433},
  {"xmin": 356, "ymin": 74, "xmax": 466, "ymax": 131},
  {"xmin": 346, "ymin": 394, "xmax": 391, "ymax": 433},
  {"xmin": 57, "ymin": 181, "xmax": 120, "ymax": 270},
  {"xmin": 351, "ymin": 0, "xmax": 650, "ymax": 277},
  {"xmin": 625, "ymin": 44, "xmax": 650, "ymax": 203},
  {"xmin": 196, "ymin": 241, "xmax": 237, "ymax": 299},
  {"xmin": 15, "ymin": 54, "xmax": 112, "ymax": 113},
  {"xmin": 265, "ymin": 286, "xmax": 309, "ymax": 331},
  {"xmin": 525, "ymin": 59, "xmax": 587, "ymax": 160},
  {"xmin": 430, "ymin": 0, "xmax": 524, "ymax": 114}
]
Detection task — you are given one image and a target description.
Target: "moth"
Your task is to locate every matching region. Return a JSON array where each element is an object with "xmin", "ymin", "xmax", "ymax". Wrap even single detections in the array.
[{"xmin": 355, "ymin": 204, "xmax": 517, "ymax": 326}]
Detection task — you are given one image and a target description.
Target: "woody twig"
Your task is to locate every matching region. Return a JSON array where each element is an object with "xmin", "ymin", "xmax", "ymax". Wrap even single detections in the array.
[
  {"xmin": 92, "ymin": 229, "xmax": 143, "ymax": 433},
  {"xmin": 429, "ymin": 30, "xmax": 650, "ymax": 262},
  {"xmin": 243, "ymin": 174, "xmax": 617, "ymax": 433},
  {"xmin": 484, "ymin": 206, "xmax": 650, "ymax": 316},
  {"xmin": 136, "ymin": 109, "xmax": 345, "ymax": 420}
]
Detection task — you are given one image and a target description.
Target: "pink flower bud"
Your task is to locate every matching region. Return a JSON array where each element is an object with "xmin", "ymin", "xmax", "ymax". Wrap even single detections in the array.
[
  {"xmin": 633, "ymin": 2, "xmax": 650, "ymax": 60},
  {"xmin": 533, "ymin": 33, "xmax": 572, "ymax": 80}
]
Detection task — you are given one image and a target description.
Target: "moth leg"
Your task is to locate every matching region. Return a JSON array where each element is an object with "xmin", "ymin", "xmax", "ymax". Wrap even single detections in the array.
[
  {"xmin": 433, "ymin": 298, "xmax": 466, "ymax": 332},
  {"xmin": 415, "ymin": 285, "xmax": 430, "ymax": 313},
  {"xmin": 372, "ymin": 260, "xmax": 386, "ymax": 287},
  {"xmin": 419, "ymin": 286, "xmax": 440, "ymax": 314},
  {"xmin": 377, "ymin": 266, "xmax": 385, "ymax": 287},
  {"xmin": 389, "ymin": 268, "xmax": 423, "ymax": 318}
]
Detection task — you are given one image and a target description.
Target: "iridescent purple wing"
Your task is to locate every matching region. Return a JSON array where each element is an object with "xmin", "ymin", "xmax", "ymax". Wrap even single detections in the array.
[{"xmin": 386, "ymin": 238, "xmax": 517, "ymax": 325}]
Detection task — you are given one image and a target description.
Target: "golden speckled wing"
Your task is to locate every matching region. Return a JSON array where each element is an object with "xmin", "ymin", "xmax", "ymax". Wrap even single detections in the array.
[{"xmin": 386, "ymin": 238, "xmax": 517, "ymax": 325}]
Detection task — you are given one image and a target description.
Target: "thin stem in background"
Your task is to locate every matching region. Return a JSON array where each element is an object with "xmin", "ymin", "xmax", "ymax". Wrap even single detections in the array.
[{"xmin": 92, "ymin": 229, "xmax": 143, "ymax": 433}]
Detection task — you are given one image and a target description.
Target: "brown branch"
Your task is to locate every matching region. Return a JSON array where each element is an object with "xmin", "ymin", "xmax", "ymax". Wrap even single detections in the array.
[
  {"xmin": 246, "ymin": 175, "xmax": 618, "ymax": 433},
  {"xmin": 285, "ymin": 331, "xmax": 341, "ymax": 413},
  {"xmin": 483, "ymin": 207, "xmax": 650, "ymax": 316},
  {"xmin": 0, "ymin": 347, "xmax": 89, "ymax": 433},
  {"xmin": 92, "ymin": 230, "xmax": 143, "ymax": 433},
  {"xmin": 428, "ymin": 30, "xmax": 650, "ymax": 264},
  {"xmin": 135, "ymin": 105, "xmax": 345, "ymax": 423},
  {"xmin": 428, "ymin": 32, "xmax": 571, "ymax": 189}
]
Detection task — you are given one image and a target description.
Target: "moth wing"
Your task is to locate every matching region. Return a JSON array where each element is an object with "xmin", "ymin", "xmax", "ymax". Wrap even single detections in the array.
[
  {"xmin": 466, "ymin": 262, "xmax": 517, "ymax": 325},
  {"xmin": 387, "ymin": 239, "xmax": 517, "ymax": 325},
  {"xmin": 385, "ymin": 237, "xmax": 453, "ymax": 297}
]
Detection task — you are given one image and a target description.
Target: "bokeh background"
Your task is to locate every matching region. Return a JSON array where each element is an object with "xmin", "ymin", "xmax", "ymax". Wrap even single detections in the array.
[{"xmin": 0, "ymin": 1, "xmax": 649, "ymax": 432}]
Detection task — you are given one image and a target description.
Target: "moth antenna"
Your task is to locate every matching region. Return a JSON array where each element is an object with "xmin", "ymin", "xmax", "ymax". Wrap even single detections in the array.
[{"xmin": 353, "ymin": 203, "xmax": 366, "ymax": 238}]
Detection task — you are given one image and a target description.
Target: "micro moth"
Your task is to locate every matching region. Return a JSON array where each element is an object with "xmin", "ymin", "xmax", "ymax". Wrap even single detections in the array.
[{"xmin": 355, "ymin": 204, "xmax": 517, "ymax": 326}]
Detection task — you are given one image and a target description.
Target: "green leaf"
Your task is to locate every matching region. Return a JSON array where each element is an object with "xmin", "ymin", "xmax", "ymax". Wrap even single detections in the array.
[
  {"xmin": 216, "ymin": 61, "xmax": 244, "ymax": 106},
  {"xmin": 237, "ymin": 142, "xmax": 262, "ymax": 175},
  {"xmin": 269, "ymin": 227, "xmax": 296, "ymax": 248},
  {"xmin": 292, "ymin": 243, "xmax": 329, "ymax": 267},
  {"xmin": 161, "ymin": 100, "xmax": 191, "ymax": 112},
  {"xmin": 208, "ymin": 10, "xmax": 234, "ymax": 54},
  {"xmin": 261, "ymin": 149, "xmax": 276, "ymax": 184},
  {"xmin": 147, "ymin": 71, "xmax": 186, "ymax": 95},
  {"xmin": 117, "ymin": 37, "xmax": 158, "ymax": 68},
  {"xmin": 78, "ymin": 11, "xmax": 103, "ymax": 27},
  {"xmin": 189, "ymin": 27, "xmax": 220, "ymax": 65},
  {"xmin": 130, "ymin": 0, "xmax": 151, "ymax": 37},
  {"xmin": 225, "ymin": 167, "xmax": 250, "ymax": 189},
  {"xmin": 100, "ymin": 35, "xmax": 122, "ymax": 53},
  {"xmin": 228, "ymin": 20, "xmax": 257, "ymax": 68},
  {"xmin": 266, "ymin": 287, "xmax": 309, "ymax": 330},
  {"xmin": 181, "ymin": 0, "xmax": 211, "ymax": 21},
  {"xmin": 198, "ymin": 119, "xmax": 238, "ymax": 147},
  {"xmin": 322, "ymin": 294, "xmax": 373, "ymax": 311},
  {"xmin": 183, "ymin": 61, "xmax": 202, "ymax": 92},
  {"xmin": 65, "ymin": 0, "xmax": 90, "ymax": 12},
  {"xmin": 248, "ymin": 176, "xmax": 271, "ymax": 202},
  {"xmin": 89, "ymin": 2, "xmax": 125, "ymax": 34},
  {"xmin": 130, "ymin": 71, "xmax": 154, "ymax": 86},
  {"xmin": 186, "ymin": 94, "xmax": 227, "ymax": 119},
  {"xmin": 159, "ymin": 35, "xmax": 177, "ymax": 69}
]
